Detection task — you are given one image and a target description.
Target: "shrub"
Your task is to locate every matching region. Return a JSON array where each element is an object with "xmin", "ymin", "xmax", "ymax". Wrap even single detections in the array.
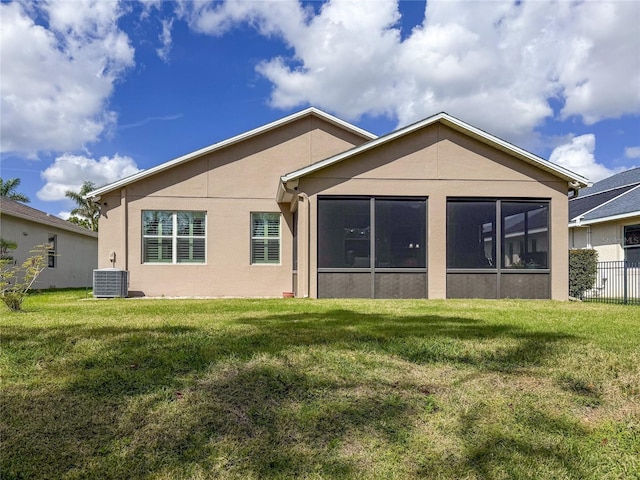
[
  {"xmin": 0, "ymin": 244, "xmax": 49, "ymax": 311},
  {"xmin": 569, "ymin": 249, "xmax": 598, "ymax": 299}
]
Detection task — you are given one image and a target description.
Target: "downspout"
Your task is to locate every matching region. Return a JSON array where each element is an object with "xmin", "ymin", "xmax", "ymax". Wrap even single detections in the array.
[
  {"xmin": 282, "ymin": 182, "xmax": 310, "ymax": 298},
  {"xmin": 568, "ymin": 181, "xmax": 582, "ymax": 199},
  {"xmin": 298, "ymin": 192, "xmax": 310, "ymax": 298}
]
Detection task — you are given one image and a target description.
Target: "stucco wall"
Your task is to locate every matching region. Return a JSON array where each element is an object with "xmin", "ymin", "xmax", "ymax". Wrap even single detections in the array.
[
  {"xmin": 97, "ymin": 114, "xmax": 369, "ymax": 297},
  {"xmin": 1, "ymin": 215, "xmax": 97, "ymax": 289},
  {"xmin": 570, "ymin": 216, "xmax": 640, "ymax": 262},
  {"xmin": 98, "ymin": 117, "xmax": 573, "ymax": 299},
  {"xmin": 297, "ymin": 124, "xmax": 570, "ymax": 300}
]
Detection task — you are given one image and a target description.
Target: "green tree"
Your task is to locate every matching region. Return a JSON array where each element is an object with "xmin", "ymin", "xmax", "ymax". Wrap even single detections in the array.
[
  {"xmin": 65, "ymin": 181, "xmax": 100, "ymax": 232},
  {"xmin": 0, "ymin": 178, "xmax": 30, "ymax": 203}
]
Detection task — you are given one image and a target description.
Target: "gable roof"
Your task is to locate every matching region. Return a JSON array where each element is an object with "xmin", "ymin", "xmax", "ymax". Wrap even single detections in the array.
[
  {"xmin": 0, "ymin": 197, "xmax": 98, "ymax": 238},
  {"xmin": 569, "ymin": 167, "xmax": 640, "ymax": 226},
  {"xmin": 277, "ymin": 112, "xmax": 589, "ymax": 202},
  {"xmin": 86, "ymin": 108, "xmax": 377, "ymax": 199}
]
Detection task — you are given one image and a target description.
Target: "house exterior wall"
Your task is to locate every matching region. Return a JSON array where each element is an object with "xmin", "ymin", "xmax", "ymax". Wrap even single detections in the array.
[
  {"xmin": 296, "ymin": 124, "xmax": 570, "ymax": 300},
  {"xmin": 97, "ymin": 115, "xmax": 369, "ymax": 297},
  {"xmin": 1, "ymin": 215, "xmax": 97, "ymax": 289},
  {"xmin": 569, "ymin": 216, "xmax": 640, "ymax": 261}
]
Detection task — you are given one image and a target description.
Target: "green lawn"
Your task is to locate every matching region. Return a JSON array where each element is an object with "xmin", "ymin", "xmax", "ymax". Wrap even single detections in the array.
[{"xmin": 1, "ymin": 291, "xmax": 639, "ymax": 479}]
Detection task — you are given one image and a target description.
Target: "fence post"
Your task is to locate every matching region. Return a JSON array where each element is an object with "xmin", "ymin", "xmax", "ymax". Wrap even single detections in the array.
[{"xmin": 623, "ymin": 260, "xmax": 628, "ymax": 305}]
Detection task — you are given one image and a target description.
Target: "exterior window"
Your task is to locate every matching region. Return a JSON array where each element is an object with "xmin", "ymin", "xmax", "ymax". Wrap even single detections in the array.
[
  {"xmin": 318, "ymin": 199, "xmax": 370, "ymax": 268},
  {"xmin": 501, "ymin": 202, "xmax": 549, "ymax": 269},
  {"xmin": 48, "ymin": 234, "xmax": 57, "ymax": 268},
  {"xmin": 318, "ymin": 197, "xmax": 427, "ymax": 269},
  {"xmin": 624, "ymin": 224, "xmax": 640, "ymax": 262},
  {"xmin": 447, "ymin": 201, "xmax": 496, "ymax": 268},
  {"xmin": 447, "ymin": 199, "xmax": 549, "ymax": 270},
  {"xmin": 375, "ymin": 199, "xmax": 426, "ymax": 268},
  {"xmin": 142, "ymin": 211, "xmax": 206, "ymax": 264},
  {"xmin": 251, "ymin": 213, "xmax": 280, "ymax": 264}
]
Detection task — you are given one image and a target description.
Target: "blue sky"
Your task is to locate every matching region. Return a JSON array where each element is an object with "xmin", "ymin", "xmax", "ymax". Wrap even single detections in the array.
[{"xmin": 1, "ymin": 0, "xmax": 639, "ymax": 217}]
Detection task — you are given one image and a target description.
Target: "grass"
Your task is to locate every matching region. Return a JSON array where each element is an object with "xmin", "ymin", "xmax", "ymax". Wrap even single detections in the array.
[{"xmin": 1, "ymin": 291, "xmax": 639, "ymax": 479}]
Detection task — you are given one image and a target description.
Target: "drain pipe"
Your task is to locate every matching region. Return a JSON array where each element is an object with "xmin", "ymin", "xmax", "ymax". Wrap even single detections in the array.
[
  {"xmin": 298, "ymin": 192, "xmax": 310, "ymax": 298},
  {"xmin": 282, "ymin": 183, "xmax": 310, "ymax": 298}
]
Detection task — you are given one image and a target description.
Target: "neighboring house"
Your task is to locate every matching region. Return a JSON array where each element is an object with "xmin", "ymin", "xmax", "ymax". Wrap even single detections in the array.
[
  {"xmin": 88, "ymin": 108, "xmax": 588, "ymax": 300},
  {"xmin": 569, "ymin": 167, "xmax": 640, "ymax": 262},
  {"xmin": 0, "ymin": 198, "xmax": 98, "ymax": 289}
]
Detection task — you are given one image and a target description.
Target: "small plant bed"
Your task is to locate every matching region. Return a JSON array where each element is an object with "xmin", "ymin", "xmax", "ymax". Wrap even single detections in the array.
[{"xmin": 1, "ymin": 292, "xmax": 638, "ymax": 479}]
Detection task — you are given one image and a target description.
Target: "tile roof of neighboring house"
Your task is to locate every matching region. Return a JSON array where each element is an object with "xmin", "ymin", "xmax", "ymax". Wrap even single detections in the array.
[
  {"xmin": 569, "ymin": 167, "xmax": 640, "ymax": 225},
  {"xmin": 0, "ymin": 197, "xmax": 98, "ymax": 238}
]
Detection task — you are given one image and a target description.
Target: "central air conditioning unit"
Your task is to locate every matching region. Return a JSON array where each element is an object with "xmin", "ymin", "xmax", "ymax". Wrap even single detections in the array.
[{"xmin": 93, "ymin": 269, "xmax": 129, "ymax": 298}]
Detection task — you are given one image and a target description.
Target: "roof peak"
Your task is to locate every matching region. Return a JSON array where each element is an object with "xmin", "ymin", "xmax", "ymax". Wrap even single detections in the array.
[{"xmin": 87, "ymin": 107, "xmax": 376, "ymax": 199}]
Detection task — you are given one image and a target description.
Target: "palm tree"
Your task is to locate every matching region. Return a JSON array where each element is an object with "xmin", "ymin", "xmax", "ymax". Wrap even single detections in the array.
[
  {"xmin": 0, "ymin": 178, "xmax": 30, "ymax": 203},
  {"xmin": 65, "ymin": 181, "xmax": 100, "ymax": 232}
]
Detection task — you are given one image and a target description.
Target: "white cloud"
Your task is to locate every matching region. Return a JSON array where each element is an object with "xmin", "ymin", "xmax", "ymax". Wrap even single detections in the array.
[
  {"xmin": 549, "ymin": 134, "xmax": 623, "ymax": 182},
  {"xmin": 156, "ymin": 18, "xmax": 174, "ymax": 62},
  {"xmin": 625, "ymin": 146, "xmax": 640, "ymax": 159},
  {"xmin": 0, "ymin": 1, "xmax": 134, "ymax": 155},
  {"xmin": 182, "ymin": 0, "xmax": 640, "ymax": 145},
  {"xmin": 37, "ymin": 153, "xmax": 140, "ymax": 201}
]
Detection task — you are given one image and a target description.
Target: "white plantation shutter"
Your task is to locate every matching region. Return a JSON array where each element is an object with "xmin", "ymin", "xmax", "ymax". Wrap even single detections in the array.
[
  {"xmin": 176, "ymin": 212, "xmax": 206, "ymax": 263},
  {"xmin": 251, "ymin": 213, "xmax": 280, "ymax": 264},
  {"xmin": 142, "ymin": 211, "xmax": 206, "ymax": 264}
]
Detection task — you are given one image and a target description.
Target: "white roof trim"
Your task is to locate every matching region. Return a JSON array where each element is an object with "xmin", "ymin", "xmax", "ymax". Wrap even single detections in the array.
[
  {"xmin": 86, "ymin": 107, "xmax": 376, "ymax": 199},
  {"xmin": 569, "ymin": 210, "xmax": 640, "ymax": 227},
  {"xmin": 571, "ymin": 181, "xmax": 640, "ymax": 200},
  {"xmin": 280, "ymin": 112, "xmax": 590, "ymax": 187}
]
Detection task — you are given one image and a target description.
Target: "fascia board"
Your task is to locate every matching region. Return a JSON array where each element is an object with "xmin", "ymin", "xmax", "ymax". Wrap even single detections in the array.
[{"xmin": 86, "ymin": 108, "xmax": 376, "ymax": 199}]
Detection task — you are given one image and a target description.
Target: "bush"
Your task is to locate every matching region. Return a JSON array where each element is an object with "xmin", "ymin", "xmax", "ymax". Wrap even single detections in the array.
[
  {"xmin": 0, "ymin": 244, "xmax": 49, "ymax": 312},
  {"xmin": 569, "ymin": 249, "xmax": 598, "ymax": 299}
]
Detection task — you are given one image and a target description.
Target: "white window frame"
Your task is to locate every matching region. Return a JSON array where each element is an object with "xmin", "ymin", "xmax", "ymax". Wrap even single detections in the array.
[
  {"xmin": 142, "ymin": 211, "xmax": 206, "ymax": 264},
  {"xmin": 47, "ymin": 234, "xmax": 57, "ymax": 268},
  {"xmin": 623, "ymin": 224, "xmax": 640, "ymax": 262},
  {"xmin": 251, "ymin": 212, "xmax": 281, "ymax": 265}
]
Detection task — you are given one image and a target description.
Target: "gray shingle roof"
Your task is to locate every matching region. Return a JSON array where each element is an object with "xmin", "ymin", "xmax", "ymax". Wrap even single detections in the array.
[
  {"xmin": 569, "ymin": 167, "xmax": 640, "ymax": 224},
  {"xmin": 581, "ymin": 185, "xmax": 640, "ymax": 221},
  {"xmin": 0, "ymin": 197, "xmax": 98, "ymax": 237},
  {"xmin": 578, "ymin": 167, "xmax": 640, "ymax": 196}
]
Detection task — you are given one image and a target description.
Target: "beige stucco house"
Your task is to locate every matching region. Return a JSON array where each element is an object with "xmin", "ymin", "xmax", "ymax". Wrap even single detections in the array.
[
  {"xmin": 569, "ymin": 167, "xmax": 640, "ymax": 300},
  {"xmin": 569, "ymin": 167, "xmax": 640, "ymax": 262},
  {"xmin": 88, "ymin": 108, "xmax": 588, "ymax": 299},
  {"xmin": 0, "ymin": 197, "xmax": 98, "ymax": 289}
]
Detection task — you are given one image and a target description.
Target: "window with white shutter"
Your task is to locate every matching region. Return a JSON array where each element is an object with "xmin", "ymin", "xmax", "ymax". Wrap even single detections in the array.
[
  {"xmin": 142, "ymin": 211, "xmax": 206, "ymax": 264},
  {"xmin": 251, "ymin": 213, "xmax": 281, "ymax": 264}
]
